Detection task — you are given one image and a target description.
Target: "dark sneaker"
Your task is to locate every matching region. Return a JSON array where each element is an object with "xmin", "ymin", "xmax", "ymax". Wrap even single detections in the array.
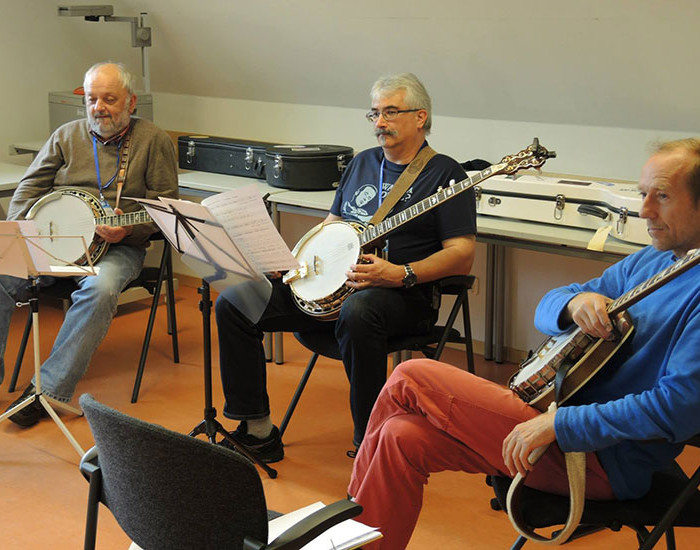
[
  {"xmin": 219, "ymin": 422, "xmax": 284, "ymax": 463},
  {"xmin": 6, "ymin": 384, "xmax": 47, "ymax": 428}
]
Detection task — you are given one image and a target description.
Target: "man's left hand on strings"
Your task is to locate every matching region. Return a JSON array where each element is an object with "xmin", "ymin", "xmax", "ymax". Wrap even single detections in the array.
[{"xmin": 95, "ymin": 207, "xmax": 133, "ymax": 243}]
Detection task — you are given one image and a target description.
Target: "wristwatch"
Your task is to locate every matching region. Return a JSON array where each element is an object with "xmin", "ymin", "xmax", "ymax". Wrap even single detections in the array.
[{"xmin": 402, "ymin": 264, "xmax": 417, "ymax": 288}]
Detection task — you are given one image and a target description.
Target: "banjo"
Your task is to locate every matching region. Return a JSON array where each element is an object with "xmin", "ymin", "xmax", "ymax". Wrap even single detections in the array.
[
  {"xmin": 283, "ymin": 138, "xmax": 557, "ymax": 320},
  {"xmin": 510, "ymin": 246, "xmax": 700, "ymax": 411},
  {"xmin": 25, "ymin": 187, "xmax": 152, "ymax": 266}
]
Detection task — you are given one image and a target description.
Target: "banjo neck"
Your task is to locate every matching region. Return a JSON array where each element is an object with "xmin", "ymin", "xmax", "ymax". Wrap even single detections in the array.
[
  {"xmin": 359, "ymin": 162, "xmax": 508, "ymax": 248},
  {"xmin": 607, "ymin": 247, "xmax": 700, "ymax": 316},
  {"xmin": 95, "ymin": 209, "xmax": 152, "ymax": 228}
]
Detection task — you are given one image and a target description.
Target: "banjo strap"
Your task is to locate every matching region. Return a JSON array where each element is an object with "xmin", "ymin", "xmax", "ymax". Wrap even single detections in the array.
[
  {"xmin": 506, "ymin": 364, "xmax": 587, "ymax": 545},
  {"xmin": 114, "ymin": 123, "xmax": 134, "ymax": 210},
  {"xmin": 368, "ymin": 145, "xmax": 437, "ymax": 227}
]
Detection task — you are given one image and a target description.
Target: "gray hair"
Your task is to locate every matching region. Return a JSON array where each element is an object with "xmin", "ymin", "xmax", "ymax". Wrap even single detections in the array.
[
  {"xmin": 653, "ymin": 138, "xmax": 700, "ymax": 204},
  {"xmin": 84, "ymin": 62, "xmax": 136, "ymax": 95},
  {"xmin": 370, "ymin": 73, "xmax": 432, "ymax": 134}
]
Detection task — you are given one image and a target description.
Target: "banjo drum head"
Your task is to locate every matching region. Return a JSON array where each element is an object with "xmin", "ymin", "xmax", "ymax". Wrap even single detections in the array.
[
  {"xmin": 26, "ymin": 190, "xmax": 101, "ymax": 266},
  {"xmin": 290, "ymin": 221, "xmax": 361, "ymax": 302}
]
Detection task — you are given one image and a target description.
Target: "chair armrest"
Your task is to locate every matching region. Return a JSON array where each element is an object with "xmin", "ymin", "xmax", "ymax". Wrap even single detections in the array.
[
  {"xmin": 244, "ymin": 499, "xmax": 362, "ymax": 550},
  {"xmin": 79, "ymin": 446, "xmax": 100, "ymax": 482}
]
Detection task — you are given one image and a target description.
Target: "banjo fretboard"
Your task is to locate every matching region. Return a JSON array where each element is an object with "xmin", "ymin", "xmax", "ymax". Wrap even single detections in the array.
[
  {"xmin": 96, "ymin": 210, "xmax": 152, "ymax": 228},
  {"xmin": 359, "ymin": 162, "xmax": 507, "ymax": 247},
  {"xmin": 608, "ymin": 247, "xmax": 700, "ymax": 316}
]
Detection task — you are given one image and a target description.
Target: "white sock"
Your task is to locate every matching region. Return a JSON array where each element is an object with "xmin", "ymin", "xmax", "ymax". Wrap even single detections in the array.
[{"xmin": 246, "ymin": 417, "xmax": 273, "ymax": 439}]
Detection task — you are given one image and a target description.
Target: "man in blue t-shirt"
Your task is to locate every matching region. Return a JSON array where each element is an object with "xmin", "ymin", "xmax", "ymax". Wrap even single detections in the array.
[
  {"xmin": 348, "ymin": 138, "xmax": 700, "ymax": 550},
  {"xmin": 215, "ymin": 73, "xmax": 477, "ymax": 462}
]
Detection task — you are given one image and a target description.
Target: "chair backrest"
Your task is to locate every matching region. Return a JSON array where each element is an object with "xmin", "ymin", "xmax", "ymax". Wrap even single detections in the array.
[{"xmin": 79, "ymin": 394, "xmax": 268, "ymax": 550}]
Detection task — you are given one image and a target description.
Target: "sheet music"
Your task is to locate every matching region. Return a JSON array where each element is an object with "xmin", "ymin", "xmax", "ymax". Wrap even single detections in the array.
[
  {"xmin": 0, "ymin": 221, "xmax": 97, "ymax": 278},
  {"xmin": 130, "ymin": 195, "xmax": 273, "ymax": 322},
  {"xmin": 17, "ymin": 221, "xmax": 52, "ymax": 274},
  {"xmin": 148, "ymin": 197, "xmax": 257, "ymax": 277},
  {"xmin": 201, "ymin": 186, "xmax": 299, "ymax": 273},
  {"xmin": 0, "ymin": 222, "xmax": 33, "ymax": 278},
  {"xmin": 130, "ymin": 197, "xmax": 183, "ymax": 251}
]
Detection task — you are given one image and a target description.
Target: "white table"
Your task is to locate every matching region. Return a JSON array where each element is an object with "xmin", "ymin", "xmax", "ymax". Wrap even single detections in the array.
[
  {"xmin": 178, "ymin": 170, "xmax": 281, "ymax": 198},
  {"xmin": 0, "ymin": 162, "xmax": 30, "ymax": 218},
  {"xmin": 0, "ymin": 162, "xmax": 29, "ymax": 191},
  {"xmin": 9, "ymin": 140, "xmax": 46, "ymax": 159}
]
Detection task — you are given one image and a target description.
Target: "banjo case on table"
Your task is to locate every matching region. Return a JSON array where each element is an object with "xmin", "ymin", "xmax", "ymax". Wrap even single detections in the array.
[
  {"xmin": 177, "ymin": 135, "xmax": 280, "ymax": 179},
  {"xmin": 265, "ymin": 144, "xmax": 354, "ymax": 190},
  {"xmin": 474, "ymin": 173, "xmax": 651, "ymax": 246}
]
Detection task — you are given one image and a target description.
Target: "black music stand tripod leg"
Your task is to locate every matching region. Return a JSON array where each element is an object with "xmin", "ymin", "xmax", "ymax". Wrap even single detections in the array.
[{"xmin": 188, "ymin": 281, "xmax": 277, "ymax": 479}]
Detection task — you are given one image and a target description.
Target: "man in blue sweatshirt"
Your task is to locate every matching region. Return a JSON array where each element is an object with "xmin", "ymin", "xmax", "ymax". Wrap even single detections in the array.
[{"xmin": 348, "ymin": 138, "xmax": 700, "ymax": 550}]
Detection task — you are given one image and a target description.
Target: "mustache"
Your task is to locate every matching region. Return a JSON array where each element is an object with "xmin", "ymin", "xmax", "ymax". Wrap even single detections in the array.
[{"xmin": 375, "ymin": 129, "xmax": 397, "ymax": 138}]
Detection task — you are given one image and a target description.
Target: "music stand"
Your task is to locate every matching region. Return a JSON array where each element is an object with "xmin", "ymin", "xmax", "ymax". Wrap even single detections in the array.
[
  {"xmin": 0, "ymin": 221, "xmax": 97, "ymax": 457},
  {"xmin": 133, "ymin": 193, "xmax": 295, "ymax": 479}
]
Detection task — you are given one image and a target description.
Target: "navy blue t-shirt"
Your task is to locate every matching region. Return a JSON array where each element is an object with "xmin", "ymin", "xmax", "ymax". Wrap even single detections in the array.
[{"xmin": 330, "ymin": 143, "xmax": 477, "ymax": 265}]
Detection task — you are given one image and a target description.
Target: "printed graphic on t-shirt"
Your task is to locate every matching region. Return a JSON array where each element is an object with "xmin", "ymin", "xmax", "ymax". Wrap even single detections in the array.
[
  {"xmin": 341, "ymin": 181, "xmax": 413, "ymax": 222},
  {"xmin": 342, "ymin": 183, "xmax": 377, "ymax": 222}
]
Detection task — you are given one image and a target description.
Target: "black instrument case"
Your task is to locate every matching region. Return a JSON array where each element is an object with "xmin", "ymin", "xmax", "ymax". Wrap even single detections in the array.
[
  {"xmin": 265, "ymin": 144, "xmax": 354, "ymax": 190},
  {"xmin": 177, "ymin": 135, "xmax": 278, "ymax": 179}
]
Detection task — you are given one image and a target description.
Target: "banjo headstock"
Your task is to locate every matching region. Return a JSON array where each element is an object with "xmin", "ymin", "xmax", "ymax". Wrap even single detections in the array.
[{"xmin": 498, "ymin": 137, "xmax": 557, "ymax": 175}]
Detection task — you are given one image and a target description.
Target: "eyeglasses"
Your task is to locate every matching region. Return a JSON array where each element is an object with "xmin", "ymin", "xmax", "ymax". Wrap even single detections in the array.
[{"xmin": 365, "ymin": 108, "xmax": 421, "ymax": 123}]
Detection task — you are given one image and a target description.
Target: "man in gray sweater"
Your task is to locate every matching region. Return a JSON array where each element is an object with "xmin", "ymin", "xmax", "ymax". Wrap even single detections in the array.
[{"xmin": 2, "ymin": 62, "xmax": 178, "ymax": 427}]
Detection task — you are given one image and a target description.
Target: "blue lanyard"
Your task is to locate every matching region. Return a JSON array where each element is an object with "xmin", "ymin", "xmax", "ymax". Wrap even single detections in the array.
[
  {"xmin": 378, "ymin": 157, "xmax": 389, "ymax": 257},
  {"xmin": 92, "ymin": 135, "xmax": 122, "ymax": 200},
  {"xmin": 378, "ymin": 157, "xmax": 385, "ymax": 209}
]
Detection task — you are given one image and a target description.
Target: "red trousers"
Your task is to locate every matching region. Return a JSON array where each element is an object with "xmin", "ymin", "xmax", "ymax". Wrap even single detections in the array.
[{"xmin": 347, "ymin": 359, "xmax": 614, "ymax": 550}]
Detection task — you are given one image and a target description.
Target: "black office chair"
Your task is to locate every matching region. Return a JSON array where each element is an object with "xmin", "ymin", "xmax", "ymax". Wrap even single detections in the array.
[
  {"xmin": 489, "ymin": 436, "xmax": 700, "ymax": 550},
  {"xmin": 279, "ymin": 275, "xmax": 475, "ymax": 438},
  {"xmin": 8, "ymin": 233, "xmax": 179, "ymax": 403},
  {"xmin": 78, "ymin": 393, "xmax": 362, "ymax": 550}
]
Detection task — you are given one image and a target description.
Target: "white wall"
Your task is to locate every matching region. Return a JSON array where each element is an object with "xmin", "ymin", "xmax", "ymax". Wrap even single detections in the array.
[{"xmin": 0, "ymin": 1, "xmax": 139, "ymax": 166}]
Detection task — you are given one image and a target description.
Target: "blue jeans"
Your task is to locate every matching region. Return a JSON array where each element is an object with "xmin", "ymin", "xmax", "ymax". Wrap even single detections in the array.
[
  {"xmin": 0, "ymin": 244, "xmax": 145, "ymax": 401},
  {"xmin": 216, "ymin": 278, "xmax": 437, "ymax": 444}
]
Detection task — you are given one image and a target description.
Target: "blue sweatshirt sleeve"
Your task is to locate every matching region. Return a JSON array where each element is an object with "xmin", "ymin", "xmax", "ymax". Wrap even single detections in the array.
[
  {"xmin": 555, "ymin": 305, "xmax": 700, "ymax": 452},
  {"xmin": 534, "ymin": 254, "xmax": 632, "ymax": 336}
]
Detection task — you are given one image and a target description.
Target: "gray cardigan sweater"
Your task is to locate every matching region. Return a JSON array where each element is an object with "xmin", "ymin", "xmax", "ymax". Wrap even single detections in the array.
[{"xmin": 8, "ymin": 117, "xmax": 179, "ymax": 248}]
